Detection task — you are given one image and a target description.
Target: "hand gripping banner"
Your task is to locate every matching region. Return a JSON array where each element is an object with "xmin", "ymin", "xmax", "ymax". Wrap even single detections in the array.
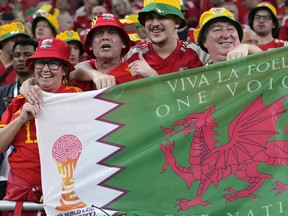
[{"xmin": 36, "ymin": 47, "xmax": 288, "ymax": 216}]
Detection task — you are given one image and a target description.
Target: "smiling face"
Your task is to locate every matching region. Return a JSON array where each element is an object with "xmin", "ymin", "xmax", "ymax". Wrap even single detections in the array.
[
  {"xmin": 90, "ymin": 26, "xmax": 125, "ymax": 61},
  {"xmin": 34, "ymin": 58, "xmax": 67, "ymax": 92},
  {"xmin": 144, "ymin": 12, "xmax": 180, "ymax": 45},
  {"xmin": 203, "ymin": 20, "xmax": 240, "ymax": 63}
]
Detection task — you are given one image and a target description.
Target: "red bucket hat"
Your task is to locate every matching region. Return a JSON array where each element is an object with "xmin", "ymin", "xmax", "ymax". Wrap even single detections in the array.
[
  {"xmin": 25, "ymin": 37, "xmax": 74, "ymax": 71},
  {"xmin": 83, "ymin": 13, "xmax": 131, "ymax": 58}
]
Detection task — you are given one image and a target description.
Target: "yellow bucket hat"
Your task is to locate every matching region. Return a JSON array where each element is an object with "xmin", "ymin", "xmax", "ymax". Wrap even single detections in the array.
[
  {"xmin": 120, "ymin": 18, "xmax": 141, "ymax": 43},
  {"xmin": 125, "ymin": 14, "xmax": 142, "ymax": 27},
  {"xmin": 138, "ymin": 0, "xmax": 186, "ymax": 29},
  {"xmin": 0, "ymin": 21, "xmax": 30, "ymax": 42},
  {"xmin": 56, "ymin": 30, "xmax": 84, "ymax": 55},
  {"xmin": 39, "ymin": 4, "xmax": 60, "ymax": 19},
  {"xmin": 32, "ymin": 9, "xmax": 59, "ymax": 37},
  {"xmin": 248, "ymin": 2, "xmax": 279, "ymax": 37},
  {"xmin": 196, "ymin": 7, "xmax": 243, "ymax": 53}
]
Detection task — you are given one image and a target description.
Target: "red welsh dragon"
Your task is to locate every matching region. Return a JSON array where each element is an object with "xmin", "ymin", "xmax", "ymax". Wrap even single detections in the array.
[{"xmin": 160, "ymin": 95, "xmax": 288, "ymax": 211}]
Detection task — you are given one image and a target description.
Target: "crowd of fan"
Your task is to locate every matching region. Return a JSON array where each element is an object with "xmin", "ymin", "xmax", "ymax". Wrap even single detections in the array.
[{"xmin": 0, "ymin": 0, "xmax": 287, "ymax": 215}]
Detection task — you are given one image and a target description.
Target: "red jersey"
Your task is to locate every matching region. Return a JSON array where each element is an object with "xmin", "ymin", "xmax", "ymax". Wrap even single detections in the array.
[
  {"xmin": 258, "ymin": 38, "xmax": 288, "ymax": 51},
  {"xmin": 278, "ymin": 15, "xmax": 288, "ymax": 41},
  {"xmin": 125, "ymin": 40, "xmax": 210, "ymax": 74},
  {"xmin": 73, "ymin": 61, "xmax": 141, "ymax": 91},
  {"xmin": 0, "ymin": 63, "xmax": 17, "ymax": 87},
  {"xmin": 0, "ymin": 84, "xmax": 82, "ymax": 201}
]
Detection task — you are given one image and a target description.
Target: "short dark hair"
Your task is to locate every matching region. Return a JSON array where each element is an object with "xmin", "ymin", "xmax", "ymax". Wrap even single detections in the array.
[{"xmin": 13, "ymin": 38, "xmax": 38, "ymax": 53}]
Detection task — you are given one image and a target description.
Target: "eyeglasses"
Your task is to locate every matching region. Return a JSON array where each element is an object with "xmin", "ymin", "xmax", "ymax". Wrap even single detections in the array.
[
  {"xmin": 34, "ymin": 60, "xmax": 62, "ymax": 70},
  {"xmin": 254, "ymin": 15, "xmax": 272, "ymax": 22}
]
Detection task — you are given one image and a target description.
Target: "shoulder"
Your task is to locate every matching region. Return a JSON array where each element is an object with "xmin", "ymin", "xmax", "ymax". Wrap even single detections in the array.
[{"xmin": 123, "ymin": 41, "xmax": 151, "ymax": 61}]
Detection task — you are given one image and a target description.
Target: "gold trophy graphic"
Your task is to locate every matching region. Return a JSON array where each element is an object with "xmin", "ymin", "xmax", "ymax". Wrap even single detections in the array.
[{"xmin": 52, "ymin": 134, "xmax": 87, "ymax": 211}]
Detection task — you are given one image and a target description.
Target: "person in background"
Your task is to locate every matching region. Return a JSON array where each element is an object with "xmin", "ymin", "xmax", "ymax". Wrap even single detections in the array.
[
  {"xmin": 241, "ymin": 0, "xmax": 261, "ymax": 24},
  {"xmin": 74, "ymin": 0, "xmax": 103, "ymax": 33},
  {"xmin": 194, "ymin": 7, "xmax": 262, "ymax": 64},
  {"xmin": 56, "ymin": 0, "xmax": 71, "ymax": 15},
  {"xmin": 112, "ymin": 0, "xmax": 132, "ymax": 19},
  {"xmin": 248, "ymin": 2, "xmax": 288, "ymax": 50},
  {"xmin": 56, "ymin": 30, "xmax": 84, "ymax": 85},
  {"xmin": 0, "ymin": 38, "xmax": 38, "ymax": 202},
  {"xmin": 91, "ymin": 5, "xmax": 107, "ymax": 17},
  {"xmin": 0, "ymin": 37, "xmax": 82, "ymax": 216},
  {"xmin": 31, "ymin": 9, "xmax": 59, "ymax": 41},
  {"xmin": 56, "ymin": 30, "xmax": 84, "ymax": 66},
  {"xmin": 120, "ymin": 18, "xmax": 142, "ymax": 46},
  {"xmin": 278, "ymin": 0, "xmax": 288, "ymax": 40},
  {"xmin": 242, "ymin": 28, "xmax": 260, "ymax": 45},
  {"xmin": 0, "ymin": 22, "xmax": 30, "ymax": 87},
  {"xmin": 58, "ymin": 12, "xmax": 74, "ymax": 33}
]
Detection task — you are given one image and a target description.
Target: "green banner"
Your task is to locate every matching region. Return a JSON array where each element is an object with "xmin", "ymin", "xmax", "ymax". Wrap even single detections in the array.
[{"xmin": 99, "ymin": 47, "xmax": 288, "ymax": 215}]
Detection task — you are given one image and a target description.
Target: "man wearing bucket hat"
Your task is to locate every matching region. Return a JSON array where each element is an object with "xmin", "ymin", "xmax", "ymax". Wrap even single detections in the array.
[
  {"xmin": 194, "ymin": 7, "xmax": 262, "ymax": 64},
  {"xmin": 56, "ymin": 30, "xmax": 84, "ymax": 66},
  {"xmin": 32, "ymin": 9, "xmax": 59, "ymax": 41},
  {"xmin": 72, "ymin": 0, "xmax": 255, "ymax": 89},
  {"xmin": 248, "ymin": 2, "xmax": 288, "ymax": 50},
  {"xmin": 73, "ymin": 0, "xmax": 210, "ymax": 88},
  {"xmin": 0, "ymin": 37, "xmax": 81, "ymax": 216},
  {"xmin": 72, "ymin": 13, "xmax": 142, "ymax": 91},
  {"xmin": 0, "ymin": 21, "xmax": 30, "ymax": 87}
]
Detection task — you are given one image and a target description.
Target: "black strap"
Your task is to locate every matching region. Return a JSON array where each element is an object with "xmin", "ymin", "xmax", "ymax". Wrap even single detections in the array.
[{"xmin": 0, "ymin": 65, "xmax": 13, "ymax": 85}]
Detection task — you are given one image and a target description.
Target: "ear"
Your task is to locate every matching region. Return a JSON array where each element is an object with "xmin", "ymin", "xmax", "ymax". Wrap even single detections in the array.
[
  {"xmin": 89, "ymin": 46, "xmax": 92, "ymax": 51},
  {"xmin": 174, "ymin": 17, "xmax": 182, "ymax": 29},
  {"xmin": 122, "ymin": 44, "xmax": 126, "ymax": 49}
]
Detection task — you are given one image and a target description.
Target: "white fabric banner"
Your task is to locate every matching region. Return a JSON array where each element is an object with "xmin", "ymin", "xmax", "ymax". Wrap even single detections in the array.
[{"xmin": 36, "ymin": 90, "xmax": 121, "ymax": 216}]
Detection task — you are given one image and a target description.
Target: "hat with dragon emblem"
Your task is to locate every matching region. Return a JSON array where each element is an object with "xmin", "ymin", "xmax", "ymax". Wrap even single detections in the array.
[
  {"xmin": 83, "ymin": 13, "xmax": 131, "ymax": 58},
  {"xmin": 25, "ymin": 37, "xmax": 74, "ymax": 71},
  {"xmin": 56, "ymin": 30, "xmax": 84, "ymax": 55},
  {"xmin": 195, "ymin": 7, "xmax": 243, "ymax": 53},
  {"xmin": 138, "ymin": 0, "xmax": 186, "ymax": 29}
]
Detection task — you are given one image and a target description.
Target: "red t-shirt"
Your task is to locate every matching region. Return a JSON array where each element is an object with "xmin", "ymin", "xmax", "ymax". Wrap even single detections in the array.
[
  {"xmin": 73, "ymin": 61, "xmax": 141, "ymax": 91},
  {"xmin": 0, "ymin": 63, "xmax": 17, "ymax": 87},
  {"xmin": 0, "ymin": 84, "xmax": 82, "ymax": 196},
  {"xmin": 258, "ymin": 38, "xmax": 288, "ymax": 51},
  {"xmin": 125, "ymin": 40, "xmax": 210, "ymax": 74},
  {"xmin": 278, "ymin": 15, "xmax": 288, "ymax": 41}
]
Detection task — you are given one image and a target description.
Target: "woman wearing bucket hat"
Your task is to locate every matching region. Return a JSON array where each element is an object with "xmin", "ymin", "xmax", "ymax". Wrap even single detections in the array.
[
  {"xmin": 194, "ymin": 7, "xmax": 262, "ymax": 64},
  {"xmin": 0, "ymin": 37, "xmax": 82, "ymax": 216},
  {"xmin": 248, "ymin": 2, "xmax": 288, "ymax": 51}
]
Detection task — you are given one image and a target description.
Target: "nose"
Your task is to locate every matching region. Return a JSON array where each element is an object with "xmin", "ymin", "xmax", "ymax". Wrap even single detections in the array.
[
  {"xmin": 221, "ymin": 29, "xmax": 231, "ymax": 38},
  {"xmin": 102, "ymin": 31, "xmax": 110, "ymax": 39},
  {"xmin": 19, "ymin": 54, "xmax": 25, "ymax": 61},
  {"xmin": 42, "ymin": 63, "xmax": 50, "ymax": 70},
  {"xmin": 151, "ymin": 17, "xmax": 160, "ymax": 25}
]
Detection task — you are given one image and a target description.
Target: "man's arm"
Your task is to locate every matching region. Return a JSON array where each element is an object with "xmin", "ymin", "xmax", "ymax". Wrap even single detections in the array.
[
  {"xmin": 71, "ymin": 61, "xmax": 116, "ymax": 89},
  {"xmin": 227, "ymin": 44, "xmax": 262, "ymax": 60}
]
